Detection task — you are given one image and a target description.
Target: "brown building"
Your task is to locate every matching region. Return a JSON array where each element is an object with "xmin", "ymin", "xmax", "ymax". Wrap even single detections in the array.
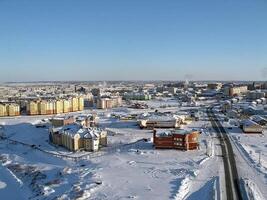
[
  {"xmin": 153, "ymin": 129, "xmax": 199, "ymax": 150},
  {"xmin": 207, "ymin": 83, "xmax": 222, "ymax": 90},
  {"xmin": 51, "ymin": 116, "xmax": 75, "ymax": 127}
]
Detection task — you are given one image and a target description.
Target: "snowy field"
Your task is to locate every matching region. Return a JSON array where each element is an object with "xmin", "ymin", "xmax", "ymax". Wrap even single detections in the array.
[{"xmin": 0, "ymin": 102, "xmax": 227, "ymax": 199}]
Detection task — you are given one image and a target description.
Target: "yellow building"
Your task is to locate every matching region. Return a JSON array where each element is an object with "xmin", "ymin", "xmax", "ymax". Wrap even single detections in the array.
[
  {"xmin": 55, "ymin": 100, "xmax": 63, "ymax": 114},
  {"xmin": 27, "ymin": 101, "xmax": 39, "ymax": 115},
  {"xmin": 72, "ymin": 97, "xmax": 79, "ymax": 112},
  {"xmin": 47, "ymin": 100, "xmax": 55, "ymax": 115},
  {"xmin": 38, "ymin": 101, "xmax": 48, "ymax": 115},
  {"xmin": 78, "ymin": 96, "xmax": 84, "ymax": 111},
  {"xmin": 0, "ymin": 103, "xmax": 20, "ymax": 117},
  {"xmin": 0, "ymin": 104, "xmax": 7, "ymax": 117},
  {"xmin": 26, "ymin": 96, "xmax": 84, "ymax": 115},
  {"xmin": 63, "ymin": 99, "xmax": 71, "ymax": 113}
]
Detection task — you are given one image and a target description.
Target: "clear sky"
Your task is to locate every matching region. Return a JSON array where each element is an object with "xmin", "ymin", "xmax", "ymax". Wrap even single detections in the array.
[{"xmin": 0, "ymin": 0, "xmax": 267, "ymax": 82}]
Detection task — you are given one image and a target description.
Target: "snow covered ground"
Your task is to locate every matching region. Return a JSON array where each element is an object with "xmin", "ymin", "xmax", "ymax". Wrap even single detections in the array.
[{"xmin": 0, "ymin": 101, "xmax": 228, "ymax": 200}]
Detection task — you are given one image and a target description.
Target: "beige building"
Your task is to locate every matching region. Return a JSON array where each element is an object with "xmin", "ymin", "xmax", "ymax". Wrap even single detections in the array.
[
  {"xmin": 26, "ymin": 96, "xmax": 84, "ymax": 115},
  {"xmin": 51, "ymin": 116, "xmax": 75, "ymax": 127},
  {"xmin": 242, "ymin": 119, "xmax": 263, "ymax": 133},
  {"xmin": 63, "ymin": 99, "xmax": 71, "ymax": 113},
  {"xmin": 72, "ymin": 97, "xmax": 79, "ymax": 112},
  {"xmin": 96, "ymin": 97, "xmax": 122, "ymax": 109},
  {"xmin": 49, "ymin": 123, "xmax": 107, "ymax": 152},
  {"xmin": 55, "ymin": 100, "xmax": 64, "ymax": 114},
  {"xmin": 76, "ymin": 114, "xmax": 99, "ymax": 127},
  {"xmin": 47, "ymin": 100, "xmax": 55, "ymax": 115},
  {"xmin": 0, "ymin": 103, "xmax": 20, "ymax": 117},
  {"xmin": 27, "ymin": 101, "xmax": 39, "ymax": 115},
  {"xmin": 0, "ymin": 104, "xmax": 7, "ymax": 117},
  {"xmin": 224, "ymin": 86, "xmax": 248, "ymax": 97},
  {"xmin": 38, "ymin": 100, "xmax": 48, "ymax": 115},
  {"xmin": 7, "ymin": 104, "xmax": 20, "ymax": 116},
  {"xmin": 78, "ymin": 96, "xmax": 84, "ymax": 111}
]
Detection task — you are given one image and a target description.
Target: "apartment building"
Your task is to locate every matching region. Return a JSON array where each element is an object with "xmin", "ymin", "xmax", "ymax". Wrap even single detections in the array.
[
  {"xmin": 96, "ymin": 97, "xmax": 122, "ymax": 109},
  {"xmin": 55, "ymin": 100, "xmax": 64, "ymax": 114},
  {"xmin": 0, "ymin": 103, "xmax": 20, "ymax": 117},
  {"xmin": 7, "ymin": 103, "xmax": 20, "ymax": 116},
  {"xmin": 0, "ymin": 104, "xmax": 7, "ymax": 116},
  {"xmin": 26, "ymin": 96, "xmax": 84, "ymax": 115},
  {"xmin": 123, "ymin": 92, "xmax": 152, "ymax": 100},
  {"xmin": 49, "ymin": 123, "xmax": 107, "ymax": 151},
  {"xmin": 78, "ymin": 97, "xmax": 84, "ymax": 111},
  {"xmin": 246, "ymin": 91, "xmax": 266, "ymax": 100},
  {"xmin": 224, "ymin": 85, "xmax": 248, "ymax": 97}
]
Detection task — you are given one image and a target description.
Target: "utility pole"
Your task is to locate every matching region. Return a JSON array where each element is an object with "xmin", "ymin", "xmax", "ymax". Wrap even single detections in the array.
[
  {"xmin": 259, "ymin": 151, "xmax": 261, "ymax": 166},
  {"xmin": 256, "ymin": 150, "xmax": 262, "ymax": 166}
]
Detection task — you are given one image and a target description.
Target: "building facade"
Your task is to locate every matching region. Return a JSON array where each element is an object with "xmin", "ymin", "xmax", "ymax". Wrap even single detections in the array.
[
  {"xmin": 49, "ymin": 123, "xmax": 107, "ymax": 152},
  {"xmin": 153, "ymin": 129, "xmax": 199, "ymax": 150},
  {"xmin": 224, "ymin": 85, "xmax": 248, "ymax": 97},
  {"xmin": 26, "ymin": 96, "xmax": 84, "ymax": 115},
  {"xmin": 0, "ymin": 103, "xmax": 20, "ymax": 117},
  {"xmin": 96, "ymin": 97, "xmax": 122, "ymax": 109}
]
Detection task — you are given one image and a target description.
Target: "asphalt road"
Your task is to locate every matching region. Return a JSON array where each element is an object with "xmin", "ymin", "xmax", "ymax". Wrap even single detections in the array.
[{"xmin": 207, "ymin": 108, "xmax": 242, "ymax": 200}]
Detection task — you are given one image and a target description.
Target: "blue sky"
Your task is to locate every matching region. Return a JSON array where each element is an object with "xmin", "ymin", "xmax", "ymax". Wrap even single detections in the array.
[{"xmin": 0, "ymin": 0, "xmax": 267, "ymax": 81}]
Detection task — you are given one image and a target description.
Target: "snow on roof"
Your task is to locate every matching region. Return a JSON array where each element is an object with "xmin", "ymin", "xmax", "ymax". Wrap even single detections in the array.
[
  {"xmin": 148, "ymin": 115, "xmax": 176, "ymax": 121},
  {"xmin": 242, "ymin": 119, "xmax": 261, "ymax": 127},
  {"xmin": 140, "ymin": 113, "xmax": 181, "ymax": 122},
  {"xmin": 52, "ymin": 116, "xmax": 74, "ymax": 121},
  {"xmin": 84, "ymin": 130, "xmax": 100, "ymax": 139},
  {"xmin": 250, "ymin": 115, "xmax": 267, "ymax": 123},
  {"xmin": 76, "ymin": 114, "xmax": 96, "ymax": 121},
  {"xmin": 156, "ymin": 129, "xmax": 196, "ymax": 137},
  {"xmin": 172, "ymin": 129, "xmax": 193, "ymax": 135},
  {"xmin": 53, "ymin": 123, "xmax": 103, "ymax": 139},
  {"xmin": 156, "ymin": 130, "xmax": 173, "ymax": 137}
]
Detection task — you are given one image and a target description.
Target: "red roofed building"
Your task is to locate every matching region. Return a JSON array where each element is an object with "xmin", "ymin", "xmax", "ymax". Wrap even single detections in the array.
[{"xmin": 153, "ymin": 129, "xmax": 199, "ymax": 150}]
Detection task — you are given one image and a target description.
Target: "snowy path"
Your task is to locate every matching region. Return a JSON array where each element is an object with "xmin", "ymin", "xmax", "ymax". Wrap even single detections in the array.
[{"xmin": 0, "ymin": 164, "xmax": 30, "ymax": 200}]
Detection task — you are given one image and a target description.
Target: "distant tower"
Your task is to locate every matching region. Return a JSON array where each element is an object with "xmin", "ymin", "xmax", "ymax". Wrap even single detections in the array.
[{"xmin": 184, "ymin": 79, "xmax": 189, "ymax": 89}]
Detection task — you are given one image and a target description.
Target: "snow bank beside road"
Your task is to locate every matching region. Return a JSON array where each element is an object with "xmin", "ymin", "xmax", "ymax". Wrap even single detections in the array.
[{"xmin": 240, "ymin": 178, "xmax": 264, "ymax": 200}]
